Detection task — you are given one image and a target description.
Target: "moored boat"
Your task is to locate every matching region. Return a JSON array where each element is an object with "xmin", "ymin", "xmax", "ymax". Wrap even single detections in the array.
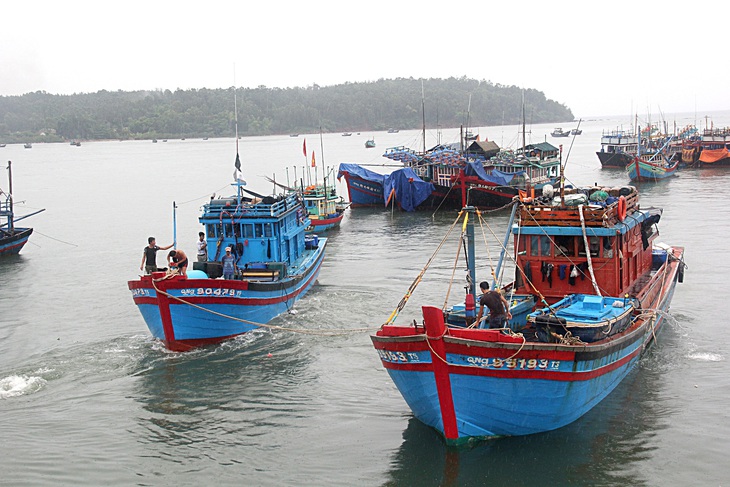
[
  {"xmin": 365, "ymin": 138, "xmax": 376, "ymax": 148},
  {"xmin": 1, "ymin": 161, "xmax": 45, "ymax": 257},
  {"xmin": 371, "ymin": 182, "xmax": 685, "ymax": 444},
  {"xmin": 626, "ymin": 154, "xmax": 679, "ymax": 181},
  {"xmin": 551, "ymin": 128, "xmax": 570, "ymax": 137},
  {"xmin": 596, "ymin": 129, "xmax": 638, "ymax": 167},
  {"xmin": 301, "ymin": 177, "xmax": 349, "ymax": 233}
]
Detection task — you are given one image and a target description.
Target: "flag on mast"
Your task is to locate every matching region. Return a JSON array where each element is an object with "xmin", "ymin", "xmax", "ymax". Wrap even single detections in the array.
[
  {"xmin": 311, "ymin": 150, "xmax": 316, "ymax": 168},
  {"xmin": 303, "ymin": 139, "xmax": 307, "ymax": 157},
  {"xmin": 233, "ymin": 152, "xmax": 246, "ymax": 185}
]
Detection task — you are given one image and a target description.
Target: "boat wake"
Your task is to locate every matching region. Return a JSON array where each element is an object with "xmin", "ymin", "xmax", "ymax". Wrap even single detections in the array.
[
  {"xmin": 0, "ymin": 374, "xmax": 47, "ymax": 398},
  {"xmin": 687, "ymin": 352, "xmax": 723, "ymax": 362}
]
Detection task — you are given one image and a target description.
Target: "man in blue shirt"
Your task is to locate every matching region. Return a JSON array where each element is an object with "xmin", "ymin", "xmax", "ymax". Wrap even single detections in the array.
[{"xmin": 221, "ymin": 246, "xmax": 237, "ymax": 280}]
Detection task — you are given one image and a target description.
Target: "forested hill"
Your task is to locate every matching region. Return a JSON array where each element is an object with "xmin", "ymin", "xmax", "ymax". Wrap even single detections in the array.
[{"xmin": 0, "ymin": 77, "xmax": 574, "ymax": 143}]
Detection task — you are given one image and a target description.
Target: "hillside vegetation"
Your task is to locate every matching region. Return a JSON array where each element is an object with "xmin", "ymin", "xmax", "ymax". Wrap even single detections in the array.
[{"xmin": 0, "ymin": 77, "xmax": 573, "ymax": 143}]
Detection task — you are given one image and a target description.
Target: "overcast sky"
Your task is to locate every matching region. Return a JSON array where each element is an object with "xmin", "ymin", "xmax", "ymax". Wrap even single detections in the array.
[{"xmin": 1, "ymin": 1, "xmax": 726, "ymax": 118}]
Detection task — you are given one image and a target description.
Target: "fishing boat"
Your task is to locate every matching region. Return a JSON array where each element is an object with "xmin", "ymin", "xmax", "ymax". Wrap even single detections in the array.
[
  {"xmin": 596, "ymin": 129, "xmax": 638, "ymax": 167},
  {"xmin": 302, "ymin": 182, "xmax": 348, "ymax": 232},
  {"xmin": 371, "ymin": 181, "xmax": 685, "ymax": 444},
  {"xmin": 1, "ymin": 161, "xmax": 45, "ymax": 256},
  {"xmin": 128, "ymin": 94, "xmax": 327, "ymax": 352},
  {"xmin": 626, "ymin": 154, "xmax": 679, "ymax": 181},
  {"xmin": 551, "ymin": 128, "xmax": 570, "ymax": 137},
  {"xmin": 570, "ymin": 128, "xmax": 582, "ymax": 135},
  {"xmin": 23, "ymin": 143, "xmax": 32, "ymax": 149},
  {"xmin": 365, "ymin": 138, "xmax": 376, "ymax": 148},
  {"xmin": 342, "ymin": 132, "xmax": 352, "ymax": 137}
]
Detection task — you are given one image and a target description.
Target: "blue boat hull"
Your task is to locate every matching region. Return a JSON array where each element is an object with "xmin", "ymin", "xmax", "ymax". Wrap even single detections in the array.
[
  {"xmin": 130, "ymin": 239, "xmax": 326, "ymax": 351},
  {"xmin": 340, "ymin": 171, "xmax": 384, "ymax": 207},
  {"xmin": 0, "ymin": 227, "xmax": 32, "ymax": 256}
]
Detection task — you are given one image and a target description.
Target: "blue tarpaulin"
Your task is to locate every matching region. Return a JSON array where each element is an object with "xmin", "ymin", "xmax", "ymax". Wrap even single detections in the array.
[
  {"xmin": 383, "ymin": 168, "xmax": 434, "ymax": 212},
  {"xmin": 337, "ymin": 163, "xmax": 386, "ymax": 184},
  {"xmin": 464, "ymin": 162, "xmax": 521, "ymax": 186}
]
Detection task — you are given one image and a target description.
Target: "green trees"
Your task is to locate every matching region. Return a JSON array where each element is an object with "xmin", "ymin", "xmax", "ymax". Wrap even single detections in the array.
[{"xmin": 0, "ymin": 78, "xmax": 573, "ymax": 142}]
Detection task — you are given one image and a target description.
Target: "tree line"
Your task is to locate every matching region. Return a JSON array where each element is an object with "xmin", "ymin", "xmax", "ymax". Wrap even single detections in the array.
[{"xmin": 0, "ymin": 77, "xmax": 574, "ymax": 143}]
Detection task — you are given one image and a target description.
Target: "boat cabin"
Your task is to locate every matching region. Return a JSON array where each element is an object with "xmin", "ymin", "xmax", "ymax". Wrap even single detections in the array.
[
  {"xmin": 195, "ymin": 190, "xmax": 309, "ymax": 278},
  {"xmin": 511, "ymin": 187, "xmax": 661, "ymax": 303}
]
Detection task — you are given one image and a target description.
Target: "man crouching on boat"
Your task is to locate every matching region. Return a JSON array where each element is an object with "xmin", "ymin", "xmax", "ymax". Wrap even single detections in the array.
[
  {"xmin": 167, "ymin": 249, "xmax": 189, "ymax": 277},
  {"xmin": 475, "ymin": 281, "xmax": 512, "ymax": 329}
]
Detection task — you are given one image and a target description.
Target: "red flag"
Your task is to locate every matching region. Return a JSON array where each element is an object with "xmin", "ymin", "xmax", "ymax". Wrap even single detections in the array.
[
  {"xmin": 303, "ymin": 139, "xmax": 307, "ymax": 157},
  {"xmin": 311, "ymin": 150, "xmax": 316, "ymax": 168}
]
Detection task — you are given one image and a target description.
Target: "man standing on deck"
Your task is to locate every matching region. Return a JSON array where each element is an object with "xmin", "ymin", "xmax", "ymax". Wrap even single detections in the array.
[
  {"xmin": 475, "ymin": 281, "xmax": 512, "ymax": 329},
  {"xmin": 197, "ymin": 232, "xmax": 207, "ymax": 262},
  {"xmin": 140, "ymin": 237, "xmax": 174, "ymax": 274}
]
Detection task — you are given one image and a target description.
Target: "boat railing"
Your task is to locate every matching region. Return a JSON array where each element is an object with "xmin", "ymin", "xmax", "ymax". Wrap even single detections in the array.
[{"xmin": 519, "ymin": 190, "xmax": 639, "ymax": 227}]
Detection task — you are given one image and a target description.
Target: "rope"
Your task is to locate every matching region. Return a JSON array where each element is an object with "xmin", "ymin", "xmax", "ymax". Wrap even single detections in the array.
[
  {"xmin": 150, "ymin": 278, "xmax": 376, "ymax": 337},
  {"xmin": 383, "ymin": 210, "xmax": 464, "ymax": 326},
  {"xmin": 25, "ymin": 230, "xmax": 79, "ymax": 247},
  {"xmin": 578, "ymin": 205, "xmax": 602, "ymax": 296}
]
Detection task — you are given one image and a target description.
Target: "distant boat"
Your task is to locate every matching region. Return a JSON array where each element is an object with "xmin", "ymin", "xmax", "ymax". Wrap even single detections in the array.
[
  {"xmin": 1, "ymin": 161, "xmax": 45, "ymax": 256},
  {"xmin": 181, "ymin": 138, "xmax": 186, "ymax": 141},
  {"xmin": 0, "ymin": 144, "xmax": 5, "ymax": 148},
  {"xmin": 162, "ymin": 139, "xmax": 168, "ymax": 142},
  {"xmin": 342, "ymin": 132, "xmax": 352, "ymax": 137},
  {"xmin": 70, "ymin": 141, "xmax": 81, "ymax": 146},
  {"xmin": 365, "ymin": 138, "xmax": 376, "ymax": 148},
  {"xmin": 570, "ymin": 128, "xmax": 582, "ymax": 135},
  {"xmin": 290, "ymin": 134, "xmax": 299, "ymax": 137},
  {"xmin": 23, "ymin": 143, "xmax": 32, "ymax": 149},
  {"xmin": 203, "ymin": 137, "xmax": 208, "ymax": 140},
  {"xmin": 464, "ymin": 130, "xmax": 478, "ymax": 141},
  {"xmin": 551, "ymin": 128, "xmax": 570, "ymax": 137},
  {"xmin": 152, "ymin": 139, "xmax": 158, "ymax": 143},
  {"xmin": 387, "ymin": 128, "xmax": 399, "ymax": 134}
]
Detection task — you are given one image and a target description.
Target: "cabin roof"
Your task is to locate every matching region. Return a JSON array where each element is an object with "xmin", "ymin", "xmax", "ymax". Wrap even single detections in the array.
[
  {"xmin": 513, "ymin": 207, "xmax": 655, "ymax": 236},
  {"xmin": 466, "ymin": 140, "xmax": 500, "ymax": 157},
  {"xmin": 526, "ymin": 142, "xmax": 559, "ymax": 152}
]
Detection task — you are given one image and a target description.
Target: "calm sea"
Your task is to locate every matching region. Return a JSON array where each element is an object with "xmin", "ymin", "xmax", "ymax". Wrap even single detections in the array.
[{"xmin": 1, "ymin": 112, "xmax": 728, "ymax": 486}]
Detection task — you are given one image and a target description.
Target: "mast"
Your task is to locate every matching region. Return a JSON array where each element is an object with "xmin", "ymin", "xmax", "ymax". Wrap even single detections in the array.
[
  {"xmin": 421, "ymin": 80, "xmax": 426, "ymax": 154},
  {"xmin": 7, "ymin": 160, "xmax": 13, "ymax": 233}
]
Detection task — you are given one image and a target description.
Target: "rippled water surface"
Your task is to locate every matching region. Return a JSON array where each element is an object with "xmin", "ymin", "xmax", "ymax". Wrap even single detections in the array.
[{"xmin": 1, "ymin": 113, "xmax": 729, "ymax": 486}]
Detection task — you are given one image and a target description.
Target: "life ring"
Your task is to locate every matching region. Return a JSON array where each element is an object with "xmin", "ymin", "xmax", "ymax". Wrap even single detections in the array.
[{"xmin": 617, "ymin": 195, "xmax": 627, "ymax": 221}]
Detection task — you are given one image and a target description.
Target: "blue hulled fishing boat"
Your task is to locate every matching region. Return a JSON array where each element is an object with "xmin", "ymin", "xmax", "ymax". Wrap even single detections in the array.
[
  {"xmin": 128, "ymin": 100, "xmax": 327, "ymax": 351},
  {"xmin": 128, "ymin": 179, "xmax": 326, "ymax": 351},
  {"xmin": 371, "ymin": 180, "xmax": 684, "ymax": 444},
  {"xmin": 1, "ymin": 161, "xmax": 45, "ymax": 257}
]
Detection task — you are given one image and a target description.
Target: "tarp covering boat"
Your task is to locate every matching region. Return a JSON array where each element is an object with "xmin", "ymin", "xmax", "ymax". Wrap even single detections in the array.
[
  {"xmin": 383, "ymin": 167, "xmax": 434, "ymax": 212},
  {"xmin": 698, "ymin": 147, "xmax": 730, "ymax": 164},
  {"xmin": 464, "ymin": 162, "xmax": 519, "ymax": 186},
  {"xmin": 337, "ymin": 163, "xmax": 386, "ymax": 184}
]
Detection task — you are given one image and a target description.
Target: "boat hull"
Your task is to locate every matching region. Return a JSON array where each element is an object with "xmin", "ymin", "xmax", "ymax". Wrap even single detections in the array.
[
  {"xmin": 372, "ymin": 246, "xmax": 683, "ymax": 444},
  {"xmin": 627, "ymin": 158, "xmax": 678, "ymax": 181},
  {"xmin": 340, "ymin": 172, "xmax": 384, "ymax": 207},
  {"xmin": 306, "ymin": 211, "xmax": 344, "ymax": 232},
  {"xmin": 597, "ymin": 150, "xmax": 633, "ymax": 168},
  {"xmin": 0, "ymin": 227, "xmax": 32, "ymax": 256},
  {"xmin": 129, "ymin": 239, "xmax": 326, "ymax": 351}
]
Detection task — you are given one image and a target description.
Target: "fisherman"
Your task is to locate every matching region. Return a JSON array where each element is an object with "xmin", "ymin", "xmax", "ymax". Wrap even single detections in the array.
[
  {"xmin": 167, "ymin": 249, "xmax": 189, "ymax": 277},
  {"xmin": 475, "ymin": 281, "xmax": 512, "ymax": 329},
  {"xmin": 221, "ymin": 247, "xmax": 237, "ymax": 280},
  {"xmin": 196, "ymin": 232, "xmax": 207, "ymax": 262},
  {"xmin": 140, "ymin": 237, "xmax": 174, "ymax": 274}
]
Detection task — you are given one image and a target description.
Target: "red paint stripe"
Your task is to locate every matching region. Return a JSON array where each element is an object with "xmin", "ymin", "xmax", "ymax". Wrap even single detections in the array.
[
  {"xmin": 310, "ymin": 214, "xmax": 344, "ymax": 226},
  {"xmin": 422, "ymin": 306, "xmax": 459, "ymax": 441}
]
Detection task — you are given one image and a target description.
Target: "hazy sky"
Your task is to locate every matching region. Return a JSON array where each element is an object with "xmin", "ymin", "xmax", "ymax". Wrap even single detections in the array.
[{"xmin": 1, "ymin": 1, "xmax": 726, "ymax": 118}]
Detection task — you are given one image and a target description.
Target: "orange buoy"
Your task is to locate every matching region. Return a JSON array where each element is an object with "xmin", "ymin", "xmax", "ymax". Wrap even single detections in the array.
[{"xmin": 617, "ymin": 195, "xmax": 627, "ymax": 221}]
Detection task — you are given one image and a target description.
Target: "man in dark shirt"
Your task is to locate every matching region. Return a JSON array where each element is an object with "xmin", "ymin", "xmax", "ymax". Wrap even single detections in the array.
[
  {"xmin": 140, "ymin": 236, "xmax": 174, "ymax": 274},
  {"xmin": 475, "ymin": 281, "xmax": 512, "ymax": 329}
]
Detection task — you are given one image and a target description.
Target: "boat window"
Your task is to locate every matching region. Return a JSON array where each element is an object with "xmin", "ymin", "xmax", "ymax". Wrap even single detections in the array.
[
  {"xmin": 234, "ymin": 224, "xmax": 241, "ymax": 238},
  {"xmin": 264, "ymin": 223, "xmax": 273, "ymax": 237},
  {"xmin": 255, "ymin": 224, "xmax": 263, "ymax": 238},
  {"xmin": 206, "ymin": 225, "xmax": 216, "ymax": 239},
  {"xmin": 242, "ymin": 224, "xmax": 254, "ymax": 238},
  {"xmin": 530, "ymin": 235, "xmax": 552, "ymax": 256},
  {"xmin": 578, "ymin": 236, "xmax": 601, "ymax": 257},
  {"xmin": 224, "ymin": 223, "xmax": 233, "ymax": 237},
  {"xmin": 554, "ymin": 235, "xmax": 574, "ymax": 257},
  {"xmin": 516, "ymin": 236, "xmax": 527, "ymax": 255},
  {"xmin": 603, "ymin": 237, "xmax": 614, "ymax": 258}
]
